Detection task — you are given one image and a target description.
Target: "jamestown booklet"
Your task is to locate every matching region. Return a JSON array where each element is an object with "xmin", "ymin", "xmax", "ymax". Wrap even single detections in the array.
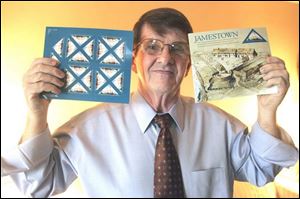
[{"xmin": 188, "ymin": 27, "xmax": 277, "ymax": 102}]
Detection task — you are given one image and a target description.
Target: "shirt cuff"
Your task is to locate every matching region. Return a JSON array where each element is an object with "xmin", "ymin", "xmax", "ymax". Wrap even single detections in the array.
[
  {"xmin": 249, "ymin": 122, "xmax": 298, "ymax": 162},
  {"xmin": 18, "ymin": 127, "xmax": 54, "ymax": 168}
]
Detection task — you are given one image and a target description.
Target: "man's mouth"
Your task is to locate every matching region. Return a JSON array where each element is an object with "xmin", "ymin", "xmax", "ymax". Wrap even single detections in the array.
[{"xmin": 152, "ymin": 70, "xmax": 174, "ymax": 75}]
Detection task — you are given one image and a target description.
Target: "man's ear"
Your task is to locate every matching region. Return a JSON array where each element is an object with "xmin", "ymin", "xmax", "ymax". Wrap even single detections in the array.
[
  {"xmin": 184, "ymin": 60, "xmax": 191, "ymax": 77},
  {"xmin": 132, "ymin": 52, "xmax": 137, "ymax": 73}
]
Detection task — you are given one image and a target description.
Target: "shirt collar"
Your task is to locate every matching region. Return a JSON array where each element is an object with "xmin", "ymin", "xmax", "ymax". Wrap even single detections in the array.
[{"xmin": 131, "ymin": 91, "xmax": 185, "ymax": 134}]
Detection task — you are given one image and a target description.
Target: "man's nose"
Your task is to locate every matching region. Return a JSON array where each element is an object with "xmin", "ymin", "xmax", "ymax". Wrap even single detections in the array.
[{"xmin": 156, "ymin": 46, "xmax": 175, "ymax": 65}]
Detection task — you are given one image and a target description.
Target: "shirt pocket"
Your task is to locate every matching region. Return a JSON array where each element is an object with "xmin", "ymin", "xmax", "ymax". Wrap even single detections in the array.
[{"xmin": 188, "ymin": 167, "xmax": 227, "ymax": 197}]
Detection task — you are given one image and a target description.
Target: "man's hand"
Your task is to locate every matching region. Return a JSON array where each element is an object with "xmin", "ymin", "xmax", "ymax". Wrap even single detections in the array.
[
  {"xmin": 258, "ymin": 56, "xmax": 290, "ymax": 112},
  {"xmin": 257, "ymin": 56, "xmax": 290, "ymax": 139},
  {"xmin": 21, "ymin": 58, "xmax": 65, "ymax": 142},
  {"xmin": 23, "ymin": 58, "xmax": 65, "ymax": 115}
]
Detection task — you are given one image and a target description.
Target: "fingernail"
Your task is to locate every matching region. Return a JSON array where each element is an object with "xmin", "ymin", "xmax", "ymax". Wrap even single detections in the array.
[{"xmin": 260, "ymin": 67, "xmax": 264, "ymax": 73}]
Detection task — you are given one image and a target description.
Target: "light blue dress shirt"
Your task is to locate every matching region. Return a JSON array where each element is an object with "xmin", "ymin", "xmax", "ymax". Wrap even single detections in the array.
[{"xmin": 1, "ymin": 91, "xmax": 298, "ymax": 197}]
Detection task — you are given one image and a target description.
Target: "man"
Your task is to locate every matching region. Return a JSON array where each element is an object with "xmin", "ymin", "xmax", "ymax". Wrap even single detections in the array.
[{"xmin": 1, "ymin": 8, "xmax": 298, "ymax": 198}]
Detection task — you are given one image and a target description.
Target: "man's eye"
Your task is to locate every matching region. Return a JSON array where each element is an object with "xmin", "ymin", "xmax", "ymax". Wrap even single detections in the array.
[
  {"xmin": 172, "ymin": 45, "xmax": 184, "ymax": 53},
  {"xmin": 147, "ymin": 43, "xmax": 160, "ymax": 51}
]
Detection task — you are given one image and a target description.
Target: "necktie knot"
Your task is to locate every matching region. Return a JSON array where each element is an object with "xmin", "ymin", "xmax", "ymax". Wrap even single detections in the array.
[{"xmin": 153, "ymin": 114, "xmax": 172, "ymax": 129}]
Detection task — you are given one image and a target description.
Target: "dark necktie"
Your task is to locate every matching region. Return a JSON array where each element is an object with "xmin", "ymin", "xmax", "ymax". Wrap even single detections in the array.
[{"xmin": 153, "ymin": 114, "xmax": 184, "ymax": 198}]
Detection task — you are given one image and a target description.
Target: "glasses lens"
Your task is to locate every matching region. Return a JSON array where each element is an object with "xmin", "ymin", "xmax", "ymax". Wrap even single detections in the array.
[
  {"xmin": 143, "ymin": 39, "xmax": 162, "ymax": 55},
  {"xmin": 170, "ymin": 43, "xmax": 189, "ymax": 57}
]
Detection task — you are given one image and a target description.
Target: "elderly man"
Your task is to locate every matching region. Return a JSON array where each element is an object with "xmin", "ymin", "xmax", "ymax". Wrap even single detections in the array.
[{"xmin": 1, "ymin": 8, "xmax": 298, "ymax": 198}]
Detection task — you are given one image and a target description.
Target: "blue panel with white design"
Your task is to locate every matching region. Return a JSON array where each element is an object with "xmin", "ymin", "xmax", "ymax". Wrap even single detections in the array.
[{"xmin": 42, "ymin": 27, "xmax": 133, "ymax": 103}]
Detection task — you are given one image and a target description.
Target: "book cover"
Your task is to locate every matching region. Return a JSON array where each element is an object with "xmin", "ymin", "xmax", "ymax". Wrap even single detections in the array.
[
  {"xmin": 42, "ymin": 27, "xmax": 133, "ymax": 103},
  {"xmin": 188, "ymin": 27, "xmax": 277, "ymax": 102}
]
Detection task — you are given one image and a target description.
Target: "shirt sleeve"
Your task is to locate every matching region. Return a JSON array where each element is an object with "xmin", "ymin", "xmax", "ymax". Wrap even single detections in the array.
[
  {"xmin": 231, "ymin": 122, "xmax": 299, "ymax": 186},
  {"xmin": 1, "ymin": 127, "xmax": 77, "ymax": 197}
]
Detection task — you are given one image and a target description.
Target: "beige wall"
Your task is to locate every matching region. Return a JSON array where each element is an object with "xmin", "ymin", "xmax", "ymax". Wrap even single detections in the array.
[{"xmin": 1, "ymin": 1, "xmax": 298, "ymax": 197}]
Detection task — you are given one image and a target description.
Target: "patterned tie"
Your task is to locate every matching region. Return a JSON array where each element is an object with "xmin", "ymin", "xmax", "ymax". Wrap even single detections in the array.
[{"xmin": 153, "ymin": 114, "xmax": 184, "ymax": 198}]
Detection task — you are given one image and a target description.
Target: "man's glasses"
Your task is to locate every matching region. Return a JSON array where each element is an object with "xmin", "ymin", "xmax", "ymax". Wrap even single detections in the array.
[{"xmin": 134, "ymin": 39, "xmax": 190, "ymax": 59}]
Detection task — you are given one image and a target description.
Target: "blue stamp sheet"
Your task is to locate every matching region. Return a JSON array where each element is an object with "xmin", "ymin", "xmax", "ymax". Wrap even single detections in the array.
[{"xmin": 42, "ymin": 27, "xmax": 133, "ymax": 103}]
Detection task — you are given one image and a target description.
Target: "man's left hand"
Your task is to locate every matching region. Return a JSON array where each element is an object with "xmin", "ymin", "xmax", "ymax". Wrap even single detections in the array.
[{"xmin": 257, "ymin": 56, "xmax": 290, "ymax": 113}]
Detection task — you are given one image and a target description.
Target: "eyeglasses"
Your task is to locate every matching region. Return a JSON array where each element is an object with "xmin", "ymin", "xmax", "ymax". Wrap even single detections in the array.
[{"xmin": 134, "ymin": 38, "xmax": 190, "ymax": 58}]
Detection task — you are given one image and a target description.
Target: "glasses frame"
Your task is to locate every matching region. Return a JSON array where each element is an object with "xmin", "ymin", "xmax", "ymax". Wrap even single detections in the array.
[{"xmin": 134, "ymin": 38, "xmax": 190, "ymax": 59}]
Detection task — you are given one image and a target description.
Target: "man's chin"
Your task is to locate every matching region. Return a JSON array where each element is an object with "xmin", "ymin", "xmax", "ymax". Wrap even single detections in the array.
[{"xmin": 151, "ymin": 86, "xmax": 176, "ymax": 95}]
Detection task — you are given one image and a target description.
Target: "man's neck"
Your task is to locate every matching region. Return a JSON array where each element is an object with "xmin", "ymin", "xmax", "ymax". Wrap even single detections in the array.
[{"xmin": 138, "ymin": 87, "xmax": 180, "ymax": 113}]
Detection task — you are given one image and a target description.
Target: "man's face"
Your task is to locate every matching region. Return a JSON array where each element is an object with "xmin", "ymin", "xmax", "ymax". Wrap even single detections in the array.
[{"xmin": 133, "ymin": 24, "xmax": 190, "ymax": 96}]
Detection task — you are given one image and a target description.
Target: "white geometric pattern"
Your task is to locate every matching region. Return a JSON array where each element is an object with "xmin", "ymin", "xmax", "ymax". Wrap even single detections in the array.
[
  {"xmin": 53, "ymin": 39, "xmax": 63, "ymax": 56},
  {"xmin": 115, "ymin": 42, "xmax": 125, "ymax": 61},
  {"xmin": 71, "ymin": 51, "xmax": 89, "ymax": 62},
  {"xmin": 96, "ymin": 68, "xmax": 122, "ymax": 95},
  {"xmin": 72, "ymin": 35, "xmax": 90, "ymax": 45},
  {"xmin": 84, "ymin": 40, "xmax": 94, "ymax": 58},
  {"xmin": 98, "ymin": 42, "xmax": 108, "ymax": 59},
  {"xmin": 112, "ymin": 73, "xmax": 123, "ymax": 91},
  {"xmin": 100, "ymin": 85, "xmax": 118, "ymax": 95},
  {"xmin": 51, "ymin": 35, "xmax": 126, "ymax": 95},
  {"xmin": 44, "ymin": 27, "xmax": 133, "ymax": 102},
  {"xmin": 70, "ymin": 65, "xmax": 87, "ymax": 77},
  {"xmin": 103, "ymin": 36, "xmax": 120, "ymax": 47},
  {"xmin": 65, "ymin": 66, "xmax": 92, "ymax": 93},
  {"xmin": 67, "ymin": 39, "xmax": 77, "ymax": 57},
  {"xmin": 102, "ymin": 54, "xmax": 119, "ymax": 64}
]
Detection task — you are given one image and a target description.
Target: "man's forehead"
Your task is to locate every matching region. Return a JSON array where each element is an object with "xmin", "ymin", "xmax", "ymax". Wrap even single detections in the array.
[{"xmin": 140, "ymin": 24, "xmax": 188, "ymax": 42}]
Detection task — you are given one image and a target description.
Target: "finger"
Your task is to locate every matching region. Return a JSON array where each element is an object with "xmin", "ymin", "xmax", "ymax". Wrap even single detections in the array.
[
  {"xmin": 262, "ymin": 69, "xmax": 289, "ymax": 83},
  {"xmin": 31, "ymin": 57, "xmax": 59, "ymax": 67},
  {"xmin": 265, "ymin": 76, "xmax": 290, "ymax": 92},
  {"xmin": 266, "ymin": 56, "xmax": 285, "ymax": 65},
  {"xmin": 27, "ymin": 72, "xmax": 65, "ymax": 88},
  {"xmin": 28, "ymin": 63, "xmax": 65, "ymax": 79},
  {"xmin": 260, "ymin": 62, "xmax": 286, "ymax": 74},
  {"xmin": 26, "ymin": 82, "xmax": 62, "ymax": 95}
]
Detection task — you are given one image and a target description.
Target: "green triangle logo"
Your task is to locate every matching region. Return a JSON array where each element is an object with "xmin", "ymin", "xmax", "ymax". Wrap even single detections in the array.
[{"xmin": 243, "ymin": 29, "xmax": 267, "ymax": 43}]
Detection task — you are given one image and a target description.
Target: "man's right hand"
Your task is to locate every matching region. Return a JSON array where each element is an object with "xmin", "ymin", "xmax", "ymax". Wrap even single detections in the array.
[
  {"xmin": 23, "ymin": 58, "xmax": 65, "ymax": 115},
  {"xmin": 21, "ymin": 58, "xmax": 65, "ymax": 142}
]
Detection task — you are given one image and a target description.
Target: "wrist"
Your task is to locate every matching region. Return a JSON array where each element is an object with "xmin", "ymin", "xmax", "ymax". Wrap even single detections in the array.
[
  {"xmin": 21, "ymin": 111, "xmax": 48, "ymax": 143},
  {"xmin": 257, "ymin": 108, "xmax": 280, "ymax": 139}
]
